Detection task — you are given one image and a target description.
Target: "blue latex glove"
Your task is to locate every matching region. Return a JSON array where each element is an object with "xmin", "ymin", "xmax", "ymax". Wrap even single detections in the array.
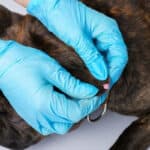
[
  {"xmin": 27, "ymin": 0, "xmax": 128, "ymax": 85},
  {"xmin": 0, "ymin": 40, "xmax": 105, "ymax": 135}
]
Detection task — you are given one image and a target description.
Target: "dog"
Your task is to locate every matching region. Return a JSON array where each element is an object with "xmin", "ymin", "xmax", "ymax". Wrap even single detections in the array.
[{"xmin": 0, "ymin": 0, "xmax": 149, "ymax": 149}]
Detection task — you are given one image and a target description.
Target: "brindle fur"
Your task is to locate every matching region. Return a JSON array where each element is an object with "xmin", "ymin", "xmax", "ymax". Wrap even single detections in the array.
[{"xmin": 0, "ymin": 0, "xmax": 149, "ymax": 149}]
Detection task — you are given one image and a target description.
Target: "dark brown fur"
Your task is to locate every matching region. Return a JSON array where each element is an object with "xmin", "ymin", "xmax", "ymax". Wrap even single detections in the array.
[{"xmin": 0, "ymin": 0, "xmax": 149, "ymax": 149}]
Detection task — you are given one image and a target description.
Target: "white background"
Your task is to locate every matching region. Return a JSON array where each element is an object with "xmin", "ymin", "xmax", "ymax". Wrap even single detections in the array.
[{"xmin": 0, "ymin": 0, "xmax": 149, "ymax": 150}]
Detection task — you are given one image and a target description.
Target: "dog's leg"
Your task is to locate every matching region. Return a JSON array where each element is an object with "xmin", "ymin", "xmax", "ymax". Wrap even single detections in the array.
[{"xmin": 110, "ymin": 113, "xmax": 150, "ymax": 150}]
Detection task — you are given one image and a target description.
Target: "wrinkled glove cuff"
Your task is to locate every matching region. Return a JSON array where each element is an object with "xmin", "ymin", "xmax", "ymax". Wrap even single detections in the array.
[{"xmin": 27, "ymin": 0, "xmax": 58, "ymax": 20}]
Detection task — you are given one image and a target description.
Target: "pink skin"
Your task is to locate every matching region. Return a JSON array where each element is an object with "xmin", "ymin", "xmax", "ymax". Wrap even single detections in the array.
[
  {"xmin": 15, "ymin": 0, "xmax": 29, "ymax": 7},
  {"xmin": 103, "ymin": 83, "xmax": 109, "ymax": 90}
]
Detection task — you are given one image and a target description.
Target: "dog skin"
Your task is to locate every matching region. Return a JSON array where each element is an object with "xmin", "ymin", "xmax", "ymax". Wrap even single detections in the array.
[{"xmin": 0, "ymin": 0, "xmax": 150, "ymax": 149}]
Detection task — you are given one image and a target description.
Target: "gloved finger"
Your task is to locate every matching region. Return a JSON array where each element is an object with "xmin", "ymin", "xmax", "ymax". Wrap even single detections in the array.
[
  {"xmin": 71, "ymin": 35, "xmax": 108, "ymax": 81},
  {"xmin": 48, "ymin": 88, "xmax": 106, "ymax": 123},
  {"xmin": 106, "ymin": 44, "xmax": 128, "ymax": 86},
  {"xmin": 43, "ymin": 56, "xmax": 99, "ymax": 99},
  {"xmin": 93, "ymin": 23, "xmax": 128, "ymax": 85}
]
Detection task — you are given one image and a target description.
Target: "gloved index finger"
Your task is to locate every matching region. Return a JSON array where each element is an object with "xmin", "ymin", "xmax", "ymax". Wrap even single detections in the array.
[
  {"xmin": 44, "ymin": 56, "xmax": 99, "ymax": 99},
  {"xmin": 94, "ymin": 26, "xmax": 128, "ymax": 85}
]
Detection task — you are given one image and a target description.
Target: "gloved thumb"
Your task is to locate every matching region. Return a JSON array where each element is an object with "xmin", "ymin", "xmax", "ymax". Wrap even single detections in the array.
[{"xmin": 71, "ymin": 35, "xmax": 108, "ymax": 81}]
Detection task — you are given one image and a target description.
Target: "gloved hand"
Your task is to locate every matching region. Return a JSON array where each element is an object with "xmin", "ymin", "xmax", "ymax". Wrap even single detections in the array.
[
  {"xmin": 0, "ymin": 40, "xmax": 104, "ymax": 135},
  {"xmin": 27, "ymin": 0, "xmax": 128, "ymax": 85}
]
